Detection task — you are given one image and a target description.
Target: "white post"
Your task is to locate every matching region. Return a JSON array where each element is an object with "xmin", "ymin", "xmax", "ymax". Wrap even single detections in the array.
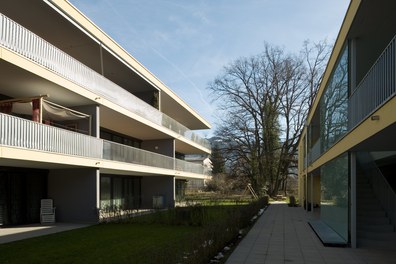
[{"xmin": 95, "ymin": 169, "xmax": 101, "ymax": 221}]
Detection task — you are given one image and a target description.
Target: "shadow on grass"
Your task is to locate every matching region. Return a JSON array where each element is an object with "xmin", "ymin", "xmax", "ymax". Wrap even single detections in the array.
[{"xmin": 0, "ymin": 197, "xmax": 268, "ymax": 264}]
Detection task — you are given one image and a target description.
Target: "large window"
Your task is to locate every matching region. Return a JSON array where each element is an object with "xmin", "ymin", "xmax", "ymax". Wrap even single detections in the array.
[
  {"xmin": 100, "ymin": 129, "xmax": 141, "ymax": 148},
  {"xmin": 320, "ymin": 153, "xmax": 349, "ymax": 241},
  {"xmin": 320, "ymin": 45, "xmax": 349, "ymax": 152},
  {"xmin": 175, "ymin": 179, "xmax": 187, "ymax": 200},
  {"xmin": 100, "ymin": 175, "xmax": 141, "ymax": 210}
]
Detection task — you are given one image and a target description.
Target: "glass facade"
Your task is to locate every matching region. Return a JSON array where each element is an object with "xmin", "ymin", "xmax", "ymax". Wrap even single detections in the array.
[
  {"xmin": 100, "ymin": 175, "xmax": 141, "ymax": 210},
  {"xmin": 101, "ymin": 129, "xmax": 141, "ymax": 148},
  {"xmin": 320, "ymin": 153, "xmax": 349, "ymax": 241},
  {"xmin": 175, "ymin": 179, "xmax": 187, "ymax": 200},
  {"xmin": 0, "ymin": 168, "xmax": 47, "ymax": 225},
  {"xmin": 320, "ymin": 45, "xmax": 349, "ymax": 153}
]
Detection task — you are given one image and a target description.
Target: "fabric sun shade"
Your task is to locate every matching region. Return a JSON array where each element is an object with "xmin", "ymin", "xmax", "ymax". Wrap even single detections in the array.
[{"xmin": 11, "ymin": 100, "xmax": 89, "ymax": 121}]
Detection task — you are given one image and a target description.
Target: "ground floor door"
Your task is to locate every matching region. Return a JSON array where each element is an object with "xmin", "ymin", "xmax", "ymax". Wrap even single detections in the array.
[
  {"xmin": 0, "ymin": 167, "xmax": 47, "ymax": 226},
  {"xmin": 100, "ymin": 174, "xmax": 141, "ymax": 210}
]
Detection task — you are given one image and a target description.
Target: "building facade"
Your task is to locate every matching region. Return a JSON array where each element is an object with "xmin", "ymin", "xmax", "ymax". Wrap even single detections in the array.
[
  {"xmin": 299, "ymin": 0, "xmax": 396, "ymax": 248},
  {"xmin": 0, "ymin": 0, "xmax": 211, "ymax": 225}
]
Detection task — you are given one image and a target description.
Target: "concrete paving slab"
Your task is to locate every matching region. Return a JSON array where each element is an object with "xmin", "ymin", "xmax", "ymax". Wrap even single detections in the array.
[
  {"xmin": 0, "ymin": 223, "xmax": 90, "ymax": 244},
  {"xmin": 226, "ymin": 203, "xmax": 396, "ymax": 264}
]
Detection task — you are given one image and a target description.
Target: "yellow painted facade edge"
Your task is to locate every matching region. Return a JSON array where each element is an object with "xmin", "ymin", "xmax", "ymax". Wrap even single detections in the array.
[
  {"xmin": 299, "ymin": 0, "xmax": 361, "ymax": 175},
  {"xmin": 306, "ymin": 0, "xmax": 361, "ymax": 124}
]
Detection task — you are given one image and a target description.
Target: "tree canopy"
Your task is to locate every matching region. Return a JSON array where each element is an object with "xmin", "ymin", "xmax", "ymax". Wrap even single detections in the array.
[{"xmin": 209, "ymin": 41, "xmax": 330, "ymax": 197}]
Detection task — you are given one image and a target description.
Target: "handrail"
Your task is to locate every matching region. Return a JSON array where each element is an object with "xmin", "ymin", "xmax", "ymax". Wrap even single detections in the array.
[
  {"xmin": 0, "ymin": 113, "xmax": 103, "ymax": 158},
  {"xmin": 103, "ymin": 140, "xmax": 175, "ymax": 170},
  {"xmin": 0, "ymin": 13, "xmax": 210, "ymax": 150},
  {"xmin": 175, "ymin": 158, "xmax": 212, "ymax": 176},
  {"xmin": 357, "ymin": 152, "xmax": 396, "ymax": 230},
  {"xmin": 349, "ymin": 35, "xmax": 396, "ymax": 128},
  {"xmin": 0, "ymin": 112, "xmax": 210, "ymax": 175}
]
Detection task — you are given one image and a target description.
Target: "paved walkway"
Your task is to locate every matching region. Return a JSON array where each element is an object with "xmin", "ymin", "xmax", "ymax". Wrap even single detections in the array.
[
  {"xmin": 226, "ymin": 203, "xmax": 396, "ymax": 264},
  {"xmin": 0, "ymin": 223, "xmax": 89, "ymax": 244}
]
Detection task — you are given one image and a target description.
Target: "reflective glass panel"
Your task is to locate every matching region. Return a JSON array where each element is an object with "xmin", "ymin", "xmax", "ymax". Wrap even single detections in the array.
[{"xmin": 320, "ymin": 153, "xmax": 349, "ymax": 241}]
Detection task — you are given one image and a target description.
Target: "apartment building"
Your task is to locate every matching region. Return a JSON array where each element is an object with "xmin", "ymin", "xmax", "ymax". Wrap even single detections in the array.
[
  {"xmin": 298, "ymin": 0, "xmax": 396, "ymax": 248},
  {"xmin": 0, "ymin": 0, "xmax": 211, "ymax": 225}
]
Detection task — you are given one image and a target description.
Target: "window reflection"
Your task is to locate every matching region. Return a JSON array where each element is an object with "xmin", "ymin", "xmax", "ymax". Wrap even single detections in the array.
[
  {"xmin": 321, "ymin": 153, "xmax": 349, "ymax": 241},
  {"xmin": 320, "ymin": 45, "xmax": 349, "ymax": 152}
]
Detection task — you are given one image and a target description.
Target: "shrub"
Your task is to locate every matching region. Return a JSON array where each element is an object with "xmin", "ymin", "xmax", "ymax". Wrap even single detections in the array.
[{"xmin": 123, "ymin": 197, "xmax": 269, "ymax": 263}]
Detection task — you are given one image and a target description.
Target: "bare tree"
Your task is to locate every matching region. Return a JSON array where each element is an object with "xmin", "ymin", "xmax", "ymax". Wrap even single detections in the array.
[{"xmin": 209, "ymin": 41, "xmax": 330, "ymax": 197}]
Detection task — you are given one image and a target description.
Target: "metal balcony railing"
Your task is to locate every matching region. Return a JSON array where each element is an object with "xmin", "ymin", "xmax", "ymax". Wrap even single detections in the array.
[
  {"xmin": 349, "ymin": 35, "xmax": 396, "ymax": 128},
  {"xmin": 0, "ymin": 113, "xmax": 209, "ymax": 175},
  {"xmin": 103, "ymin": 140, "xmax": 175, "ymax": 170},
  {"xmin": 0, "ymin": 13, "xmax": 210, "ymax": 150},
  {"xmin": 0, "ymin": 113, "xmax": 103, "ymax": 158}
]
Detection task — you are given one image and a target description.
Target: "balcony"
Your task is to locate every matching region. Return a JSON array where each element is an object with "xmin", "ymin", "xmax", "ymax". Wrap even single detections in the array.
[
  {"xmin": 349, "ymin": 34, "xmax": 396, "ymax": 128},
  {"xmin": 103, "ymin": 140, "xmax": 174, "ymax": 170},
  {"xmin": 307, "ymin": 139, "xmax": 321, "ymax": 165},
  {"xmin": 0, "ymin": 113, "xmax": 210, "ymax": 176},
  {"xmin": 0, "ymin": 113, "xmax": 103, "ymax": 158},
  {"xmin": 0, "ymin": 13, "xmax": 210, "ymax": 150},
  {"xmin": 175, "ymin": 158, "xmax": 211, "ymax": 175}
]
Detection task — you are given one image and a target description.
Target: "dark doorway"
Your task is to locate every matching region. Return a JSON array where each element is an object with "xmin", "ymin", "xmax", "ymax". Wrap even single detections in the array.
[{"xmin": 0, "ymin": 167, "xmax": 48, "ymax": 226}]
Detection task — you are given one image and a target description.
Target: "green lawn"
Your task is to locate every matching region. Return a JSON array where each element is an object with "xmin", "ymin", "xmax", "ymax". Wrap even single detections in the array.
[
  {"xmin": 0, "ymin": 223, "xmax": 200, "ymax": 264},
  {"xmin": 0, "ymin": 198, "xmax": 268, "ymax": 264}
]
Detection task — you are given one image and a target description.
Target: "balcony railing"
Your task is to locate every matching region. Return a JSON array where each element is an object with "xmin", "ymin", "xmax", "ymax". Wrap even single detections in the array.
[
  {"xmin": 0, "ymin": 13, "xmax": 210, "ymax": 150},
  {"xmin": 103, "ymin": 140, "xmax": 174, "ymax": 170},
  {"xmin": 0, "ymin": 113, "xmax": 210, "ymax": 175},
  {"xmin": 307, "ymin": 139, "xmax": 321, "ymax": 164},
  {"xmin": 175, "ymin": 159, "xmax": 211, "ymax": 175},
  {"xmin": 349, "ymin": 34, "xmax": 396, "ymax": 128},
  {"xmin": 0, "ymin": 113, "xmax": 103, "ymax": 158}
]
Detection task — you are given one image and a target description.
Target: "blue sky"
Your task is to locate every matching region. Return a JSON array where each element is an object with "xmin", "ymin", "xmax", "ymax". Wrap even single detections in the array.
[{"xmin": 69, "ymin": 0, "xmax": 350, "ymax": 136}]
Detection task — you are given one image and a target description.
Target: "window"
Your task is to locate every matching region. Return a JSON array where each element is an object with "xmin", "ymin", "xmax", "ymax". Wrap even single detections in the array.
[
  {"xmin": 320, "ymin": 153, "xmax": 349, "ymax": 241},
  {"xmin": 100, "ymin": 175, "xmax": 141, "ymax": 210},
  {"xmin": 320, "ymin": 44, "xmax": 349, "ymax": 152},
  {"xmin": 100, "ymin": 129, "xmax": 142, "ymax": 148}
]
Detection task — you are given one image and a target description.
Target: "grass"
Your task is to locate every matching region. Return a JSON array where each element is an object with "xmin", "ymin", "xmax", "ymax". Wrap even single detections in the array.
[
  {"xmin": 0, "ymin": 223, "xmax": 199, "ymax": 264},
  {"xmin": 0, "ymin": 196, "xmax": 268, "ymax": 264}
]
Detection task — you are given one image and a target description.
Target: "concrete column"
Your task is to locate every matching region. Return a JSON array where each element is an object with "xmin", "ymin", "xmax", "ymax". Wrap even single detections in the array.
[
  {"xmin": 72, "ymin": 104, "xmax": 100, "ymax": 137},
  {"xmin": 311, "ymin": 174, "xmax": 314, "ymax": 214},
  {"xmin": 350, "ymin": 152, "xmax": 357, "ymax": 248}
]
